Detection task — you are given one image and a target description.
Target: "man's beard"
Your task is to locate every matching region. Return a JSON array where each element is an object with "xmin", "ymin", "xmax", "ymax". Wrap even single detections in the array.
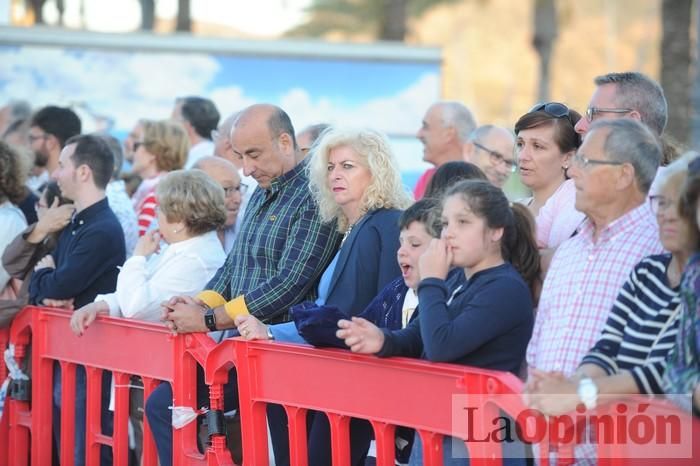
[{"xmin": 33, "ymin": 150, "xmax": 49, "ymax": 167}]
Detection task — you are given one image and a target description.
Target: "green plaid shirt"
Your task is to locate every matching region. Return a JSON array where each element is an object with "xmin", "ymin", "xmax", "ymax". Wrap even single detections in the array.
[{"xmin": 206, "ymin": 160, "xmax": 341, "ymax": 323}]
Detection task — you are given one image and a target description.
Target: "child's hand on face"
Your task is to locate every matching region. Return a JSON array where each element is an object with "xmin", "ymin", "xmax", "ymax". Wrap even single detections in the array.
[{"xmin": 418, "ymin": 237, "xmax": 452, "ymax": 281}]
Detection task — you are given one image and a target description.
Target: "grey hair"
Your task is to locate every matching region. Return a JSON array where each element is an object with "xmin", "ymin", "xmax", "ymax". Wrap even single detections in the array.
[
  {"xmin": 590, "ymin": 119, "xmax": 661, "ymax": 194},
  {"xmin": 439, "ymin": 101, "xmax": 477, "ymax": 143},
  {"xmin": 654, "ymin": 150, "xmax": 700, "ymax": 192},
  {"xmin": 594, "ymin": 72, "xmax": 668, "ymax": 136}
]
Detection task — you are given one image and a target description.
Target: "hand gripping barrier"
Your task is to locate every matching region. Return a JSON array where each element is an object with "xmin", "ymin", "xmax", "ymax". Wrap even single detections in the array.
[{"xmin": 1, "ymin": 305, "xmax": 699, "ymax": 466}]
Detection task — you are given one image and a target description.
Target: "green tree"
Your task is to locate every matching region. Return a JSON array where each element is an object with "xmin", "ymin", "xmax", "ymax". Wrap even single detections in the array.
[{"xmin": 287, "ymin": 0, "xmax": 462, "ymax": 41}]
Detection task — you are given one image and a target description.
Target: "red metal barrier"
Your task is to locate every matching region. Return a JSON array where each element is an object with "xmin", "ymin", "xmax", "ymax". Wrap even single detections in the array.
[
  {"xmin": 1, "ymin": 306, "xmax": 699, "ymax": 466},
  {"xmin": 0, "ymin": 325, "xmax": 10, "ymax": 466}
]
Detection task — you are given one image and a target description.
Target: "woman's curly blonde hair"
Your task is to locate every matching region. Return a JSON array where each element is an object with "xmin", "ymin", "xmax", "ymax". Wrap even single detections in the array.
[
  {"xmin": 0, "ymin": 141, "xmax": 29, "ymax": 204},
  {"xmin": 307, "ymin": 127, "xmax": 412, "ymax": 232}
]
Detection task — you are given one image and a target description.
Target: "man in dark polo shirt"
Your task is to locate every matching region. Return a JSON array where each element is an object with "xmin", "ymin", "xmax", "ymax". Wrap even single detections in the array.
[{"xmin": 29, "ymin": 134, "xmax": 125, "ymax": 466}]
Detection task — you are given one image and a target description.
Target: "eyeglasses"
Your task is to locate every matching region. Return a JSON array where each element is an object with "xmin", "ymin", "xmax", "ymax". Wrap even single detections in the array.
[
  {"xmin": 529, "ymin": 101, "xmax": 578, "ymax": 127},
  {"xmin": 530, "ymin": 102, "xmax": 570, "ymax": 118},
  {"xmin": 223, "ymin": 183, "xmax": 248, "ymax": 197},
  {"xmin": 584, "ymin": 107, "xmax": 633, "ymax": 122},
  {"xmin": 649, "ymin": 195, "xmax": 677, "ymax": 215},
  {"xmin": 133, "ymin": 141, "xmax": 156, "ymax": 151},
  {"xmin": 472, "ymin": 141, "xmax": 517, "ymax": 173},
  {"xmin": 571, "ymin": 152, "xmax": 625, "ymax": 169}
]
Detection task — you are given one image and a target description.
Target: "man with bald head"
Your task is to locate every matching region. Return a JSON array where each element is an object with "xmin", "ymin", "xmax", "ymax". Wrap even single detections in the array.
[
  {"xmin": 462, "ymin": 125, "xmax": 516, "ymax": 188},
  {"xmin": 146, "ymin": 104, "xmax": 340, "ymax": 466},
  {"xmin": 194, "ymin": 156, "xmax": 244, "ymax": 253},
  {"xmin": 414, "ymin": 100, "xmax": 477, "ymax": 199}
]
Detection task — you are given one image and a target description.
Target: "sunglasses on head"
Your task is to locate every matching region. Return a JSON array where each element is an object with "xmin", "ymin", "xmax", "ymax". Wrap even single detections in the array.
[{"xmin": 529, "ymin": 102, "xmax": 571, "ymax": 119}]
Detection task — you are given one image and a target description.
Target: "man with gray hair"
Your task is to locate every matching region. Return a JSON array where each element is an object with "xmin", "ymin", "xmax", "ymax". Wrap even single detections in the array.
[
  {"xmin": 462, "ymin": 124, "xmax": 516, "ymax": 188},
  {"xmin": 574, "ymin": 71, "xmax": 667, "ymax": 137},
  {"xmin": 414, "ymin": 100, "xmax": 477, "ymax": 199},
  {"xmin": 527, "ymin": 119, "xmax": 664, "ymax": 388}
]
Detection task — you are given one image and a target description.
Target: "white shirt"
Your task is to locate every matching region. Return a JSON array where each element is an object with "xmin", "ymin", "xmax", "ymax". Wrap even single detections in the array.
[
  {"xmin": 184, "ymin": 140, "xmax": 215, "ymax": 169},
  {"xmin": 95, "ymin": 230, "xmax": 225, "ymax": 322},
  {"xmin": 234, "ymin": 169, "xmax": 258, "ymax": 238},
  {"xmin": 106, "ymin": 180, "xmax": 139, "ymax": 256},
  {"xmin": 26, "ymin": 170, "xmax": 49, "ymax": 193},
  {"xmin": 0, "ymin": 201, "xmax": 28, "ymax": 290}
]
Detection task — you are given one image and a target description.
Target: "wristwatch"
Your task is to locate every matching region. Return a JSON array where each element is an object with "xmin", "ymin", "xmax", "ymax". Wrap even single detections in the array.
[
  {"xmin": 266, "ymin": 326, "xmax": 275, "ymax": 341},
  {"xmin": 577, "ymin": 377, "xmax": 598, "ymax": 410},
  {"xmin": 203, "ymin": 307, "xmax": 217, "ymax": 332}
]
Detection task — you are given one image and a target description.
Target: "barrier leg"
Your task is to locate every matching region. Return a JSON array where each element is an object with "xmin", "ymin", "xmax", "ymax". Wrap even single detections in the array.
[
  {"xmin": 370, "ymin": 421, "xmax": 396, "ymax": 466},
  {"xmin": 326, "ymin": 412, "xmax": 351, "ymax": 466},
  {"xmin": 286, "ymin": 405, "xmax": 309, "ymax": 466},
  {"xmin": 7, "ymin": 399, "xmax": 30, "ymax": 466}
]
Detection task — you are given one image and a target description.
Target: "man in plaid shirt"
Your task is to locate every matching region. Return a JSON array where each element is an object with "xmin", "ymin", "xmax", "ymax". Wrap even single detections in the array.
[
  {"xmin": 163, "ymin": 104, "xmax": 341, "ymax": 332},
  {"xmin": 147, "ymin": 104, "xmax": 340, "ymax": 466}
]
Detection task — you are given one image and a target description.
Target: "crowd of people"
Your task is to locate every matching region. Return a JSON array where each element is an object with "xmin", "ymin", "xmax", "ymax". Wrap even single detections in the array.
[{"xmin": 0, "ymin": 70, "xmax": 699, "ymax": 466}]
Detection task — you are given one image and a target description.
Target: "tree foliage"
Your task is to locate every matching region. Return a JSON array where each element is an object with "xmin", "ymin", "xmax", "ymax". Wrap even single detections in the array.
[{"xmin": 287, "ymin": 0, "xmax": 463, "ymax": 41}]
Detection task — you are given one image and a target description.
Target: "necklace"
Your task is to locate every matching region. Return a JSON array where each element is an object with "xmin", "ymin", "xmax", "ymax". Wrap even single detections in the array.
[{"xmin": 341, "ymin": 223, "xmax": 355, "ymax": 246}]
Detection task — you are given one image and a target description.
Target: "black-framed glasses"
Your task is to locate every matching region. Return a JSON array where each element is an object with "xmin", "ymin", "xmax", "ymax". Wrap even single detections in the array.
[
  {"xmin": 649, "ymin": 195, "xmax": 677, "ymax": 215},
  {"xmin": 223, "ymin": 183, "xmax": 248, "ymax": 197},
  {"xmin": 584, "ymin": 107, "xmax": 633, "ymax": 122},
  {"xmin": 472, "ymin": 141, "xmax": 517, "ymax": 173},
  {"xmin": 571, "ymin": 152, "xmax": 625, "ymax": 169}
]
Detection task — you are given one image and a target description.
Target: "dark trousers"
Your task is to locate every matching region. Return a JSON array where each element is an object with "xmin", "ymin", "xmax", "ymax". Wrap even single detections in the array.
[
  {"xmin": 268, "ymin": 405, "xmax": 374, "ymax": 466},
  {"xmin": 144, "ymin": 366, "xmax": 238, "ymax": 466},
  {"xmin": 53, "ymin": 363, "xmax": 113, "ymax": 466}
]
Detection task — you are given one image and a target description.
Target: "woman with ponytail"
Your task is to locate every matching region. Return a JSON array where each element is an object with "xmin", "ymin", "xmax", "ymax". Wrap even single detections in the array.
[{"xmin": 337, "ymin": 179, "xmax": 537, "ymax": 465}]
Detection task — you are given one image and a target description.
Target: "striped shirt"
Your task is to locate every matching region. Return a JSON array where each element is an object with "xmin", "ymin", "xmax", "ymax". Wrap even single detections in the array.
[
  {"xmin": 527, "ymin": 202, "xmax": 664, "ymax": 376},
  {"xmin": 580, "ymin": 254, "xmax": 681, "ymax": 394},
  {"xmin": 206, "ymin": 160, "xmax": 341, "ymax": 323}
]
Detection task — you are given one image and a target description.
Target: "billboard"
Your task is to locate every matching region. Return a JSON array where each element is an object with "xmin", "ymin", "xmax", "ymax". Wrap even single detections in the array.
[{"xmin": 0, "ymin": 26, "xmax": 441, "ymax": 189}]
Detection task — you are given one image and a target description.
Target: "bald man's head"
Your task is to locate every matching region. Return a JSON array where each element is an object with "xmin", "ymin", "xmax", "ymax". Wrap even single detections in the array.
[
  {"xmin": 194, "ymin": 156, "xmax": 243, "ymax": 227},
  {"xmin": 230, "ymin": 104, "xmax": 297, "ymax": 188}
]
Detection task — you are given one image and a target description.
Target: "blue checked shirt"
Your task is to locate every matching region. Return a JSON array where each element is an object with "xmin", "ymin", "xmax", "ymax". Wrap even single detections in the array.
[{"xmin": 206, "ymin": 160, "xmax": 341, "ymax": 323}]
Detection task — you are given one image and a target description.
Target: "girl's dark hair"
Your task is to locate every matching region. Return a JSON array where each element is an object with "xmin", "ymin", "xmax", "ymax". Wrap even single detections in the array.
[
  {"xmin": 445, "ymin": 180, "xmax": 541, "ymax": 297},
  {"xmin": 41, "ymin": 181, "xmax": 71, "ymax": 207},
  {"xmin": 514, "ymin": 108, "xmax": 582, "ymax": 154},
  {"xmin": 398, "ymin": 197, "xmax": 442, "ymax": 237},
  {"xmin": 424, "ymin": 161, "xmax": 487, "ymax": 200}
]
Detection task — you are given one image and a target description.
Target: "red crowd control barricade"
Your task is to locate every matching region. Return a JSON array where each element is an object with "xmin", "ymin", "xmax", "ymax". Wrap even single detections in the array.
[
  {"xmin": 0, "ymin": 325, "xmax": 11, "ymax": 466},
  {"xmin": 2, "ymin": 306, "xmax": 699, "ymax": 466},
  {"xmin": 209, "ymin": 338, "xmax": 528, "ymax": 466}
]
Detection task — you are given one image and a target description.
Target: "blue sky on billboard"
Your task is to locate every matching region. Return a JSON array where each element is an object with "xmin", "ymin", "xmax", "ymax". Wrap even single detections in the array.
[{"xmin": 0, "ymin": 41, "xmax": 438, "ymax": 184}]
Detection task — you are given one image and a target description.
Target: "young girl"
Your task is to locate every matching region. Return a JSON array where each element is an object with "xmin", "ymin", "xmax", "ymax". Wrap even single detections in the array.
[{"xmin": 337, "ymin": 179, "xmax": 540, "ymax": 465}]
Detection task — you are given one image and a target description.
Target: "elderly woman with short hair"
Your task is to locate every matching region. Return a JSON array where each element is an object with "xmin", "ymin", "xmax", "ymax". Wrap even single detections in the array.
[{"xmin": 70, "ymin": 169, "xmax": 227, "ymax": 329}]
